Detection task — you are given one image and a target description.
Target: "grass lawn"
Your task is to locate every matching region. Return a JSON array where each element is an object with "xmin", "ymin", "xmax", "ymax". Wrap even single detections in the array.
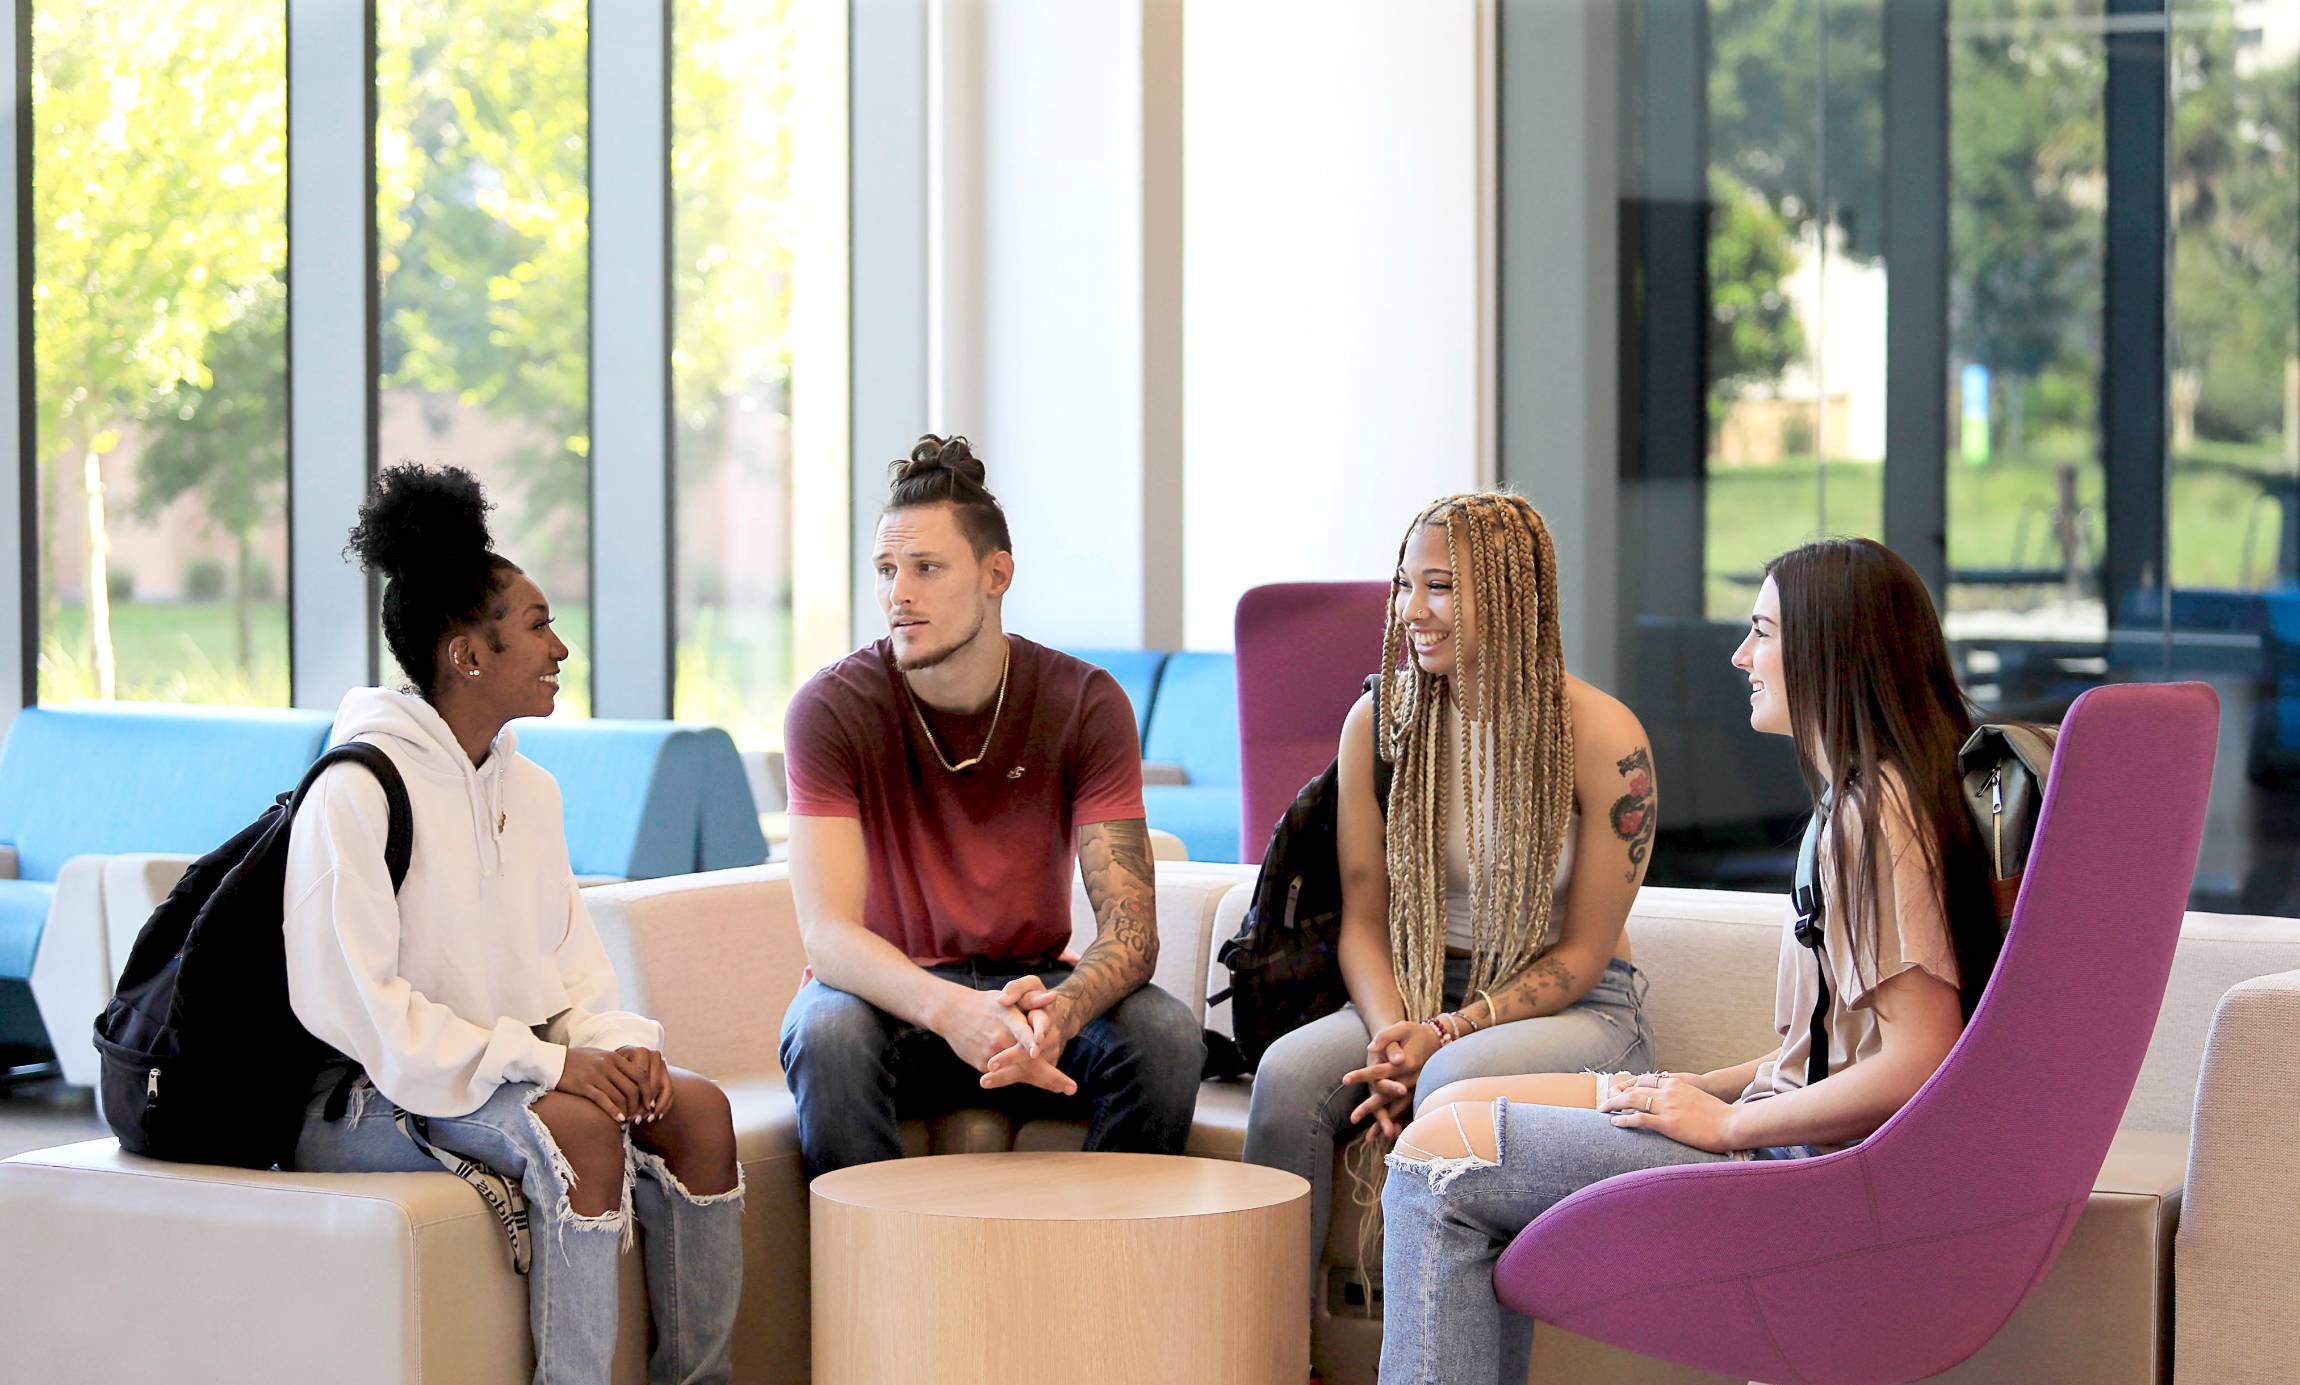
[
  {"xmin": 40, "ymin": 600, "xmax": 292, "ymax": 706},
  {"xmin": 36, "ymin": 596, "xmax": 795, "ymax": 746},
  {"xmin": 1702, "ymin": 442, "xmax": 2293, "ymax": 617}
]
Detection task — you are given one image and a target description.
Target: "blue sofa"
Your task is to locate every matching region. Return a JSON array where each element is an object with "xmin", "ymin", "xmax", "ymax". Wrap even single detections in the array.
[
  {"xmin": 0, "ymin": 705, "xmax": 336, "ymax": 1064},
  {"xmin": 1068, "ymin": 648, "xmax": 1242, "ymax": 863},
  {"xmin": 514, "ymin": 720, "xmax": 767, "ymax": 881},
  {"xmin": 1068, "ymin": 647, "xmax": 1170, "ymax": 741}
]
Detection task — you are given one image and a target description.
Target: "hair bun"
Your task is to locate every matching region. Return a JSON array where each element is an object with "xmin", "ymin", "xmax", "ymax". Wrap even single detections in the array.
[
  {"xmin": 890, "ymin": 433, "xmax": 987, "ymax": 489},
  {"xmin": 345, "ymin": 462, "xmax": 496, "ymax": 583}
]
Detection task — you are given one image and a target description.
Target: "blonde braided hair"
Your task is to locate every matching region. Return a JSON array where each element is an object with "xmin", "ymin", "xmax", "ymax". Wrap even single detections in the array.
[
  {"xmin": 1349, "ymin": 491, "xmax": 1577, "ymax": 1272},
  {"xmin": 1376, "ymin": 491, "xmax": 1576, "ymax": 1017}
]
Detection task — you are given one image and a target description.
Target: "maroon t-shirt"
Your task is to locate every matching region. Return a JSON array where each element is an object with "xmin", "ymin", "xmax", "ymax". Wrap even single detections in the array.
[{"xmin": 783, "ymin": 635, "xmax": 1146, "ymax": 964}]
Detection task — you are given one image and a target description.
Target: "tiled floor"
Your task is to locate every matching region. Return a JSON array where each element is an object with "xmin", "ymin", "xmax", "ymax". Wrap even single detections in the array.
[{"xmin": 0, "ymin": 1078, "xmax": 104, "ymax": 1160}]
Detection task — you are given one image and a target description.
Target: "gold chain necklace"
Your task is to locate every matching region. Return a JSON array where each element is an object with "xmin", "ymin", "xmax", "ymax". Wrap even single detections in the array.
[{"xmin": 908, "ymin": 641, "xmax": 1011, "ymax": 773}]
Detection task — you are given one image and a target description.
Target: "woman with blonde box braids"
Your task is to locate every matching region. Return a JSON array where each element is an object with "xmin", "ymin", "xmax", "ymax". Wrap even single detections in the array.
[{"xmin": 1240, "ymin": 491, "xmax": 1661, "ymax": 1321}]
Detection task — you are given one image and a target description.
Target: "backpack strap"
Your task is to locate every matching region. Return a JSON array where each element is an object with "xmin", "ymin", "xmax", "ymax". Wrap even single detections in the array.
[
  {"xmin": 1362, "ymin": 674, "xmax": 1395, "ymax": 818},
  {"xmin": 1791, "ymin": 807, "xmax": 1831, "ymax": 1088},
  {"xmin": 288, "ymin": 742, "xmax": 415, "ymax": 892},
  {"xmin": 396, "ymin": 1109, "xmax": 533, "ymax": 1276}
]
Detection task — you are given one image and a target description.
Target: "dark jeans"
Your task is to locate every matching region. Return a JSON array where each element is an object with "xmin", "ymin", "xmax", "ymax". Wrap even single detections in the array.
[{"xmin": 777, "ymin": 958, "xmax": 1206, "ymax": 1178}]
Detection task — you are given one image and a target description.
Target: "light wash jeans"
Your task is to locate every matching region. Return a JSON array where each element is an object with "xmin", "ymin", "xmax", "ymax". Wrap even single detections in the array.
[
  {"xmin": 1240, "ymin": 955, "xmax": 1656, "ymax": 1270},
  {"xmin": 1377, "ymin": 1097, "xmax": 1811, "ymax": 1385},
  {"xmin": 291, "ymin": 1067, "xmax": 745, "ymax": 1385}
]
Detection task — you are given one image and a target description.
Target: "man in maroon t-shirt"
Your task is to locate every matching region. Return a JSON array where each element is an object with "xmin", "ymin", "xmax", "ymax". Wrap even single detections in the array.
[{"xmin": 777, "ymin": 435, "xmax": 1203, "ymax": 1176}]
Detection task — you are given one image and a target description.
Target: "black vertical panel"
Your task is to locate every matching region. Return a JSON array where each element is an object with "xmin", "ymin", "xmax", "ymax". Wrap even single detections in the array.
[
  {"xmin": 2101, "ymin": 0, "xmax": 2168, "ymax": 631},
  {"xmin": 1881, "ymin": 0, "xmax": 1949, "ymax": 598}
]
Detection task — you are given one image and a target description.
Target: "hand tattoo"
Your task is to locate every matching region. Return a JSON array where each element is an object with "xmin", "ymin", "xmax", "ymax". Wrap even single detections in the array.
[{"xmin": 1609, "ymin": 747, "xmax": 1657, "ymax": 883}]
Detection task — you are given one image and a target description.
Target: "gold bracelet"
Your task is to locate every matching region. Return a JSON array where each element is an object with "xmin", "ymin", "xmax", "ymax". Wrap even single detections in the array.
[{"xmin": 1477, "ymin": 988, "xmax": 1499, "ymax": 1028}]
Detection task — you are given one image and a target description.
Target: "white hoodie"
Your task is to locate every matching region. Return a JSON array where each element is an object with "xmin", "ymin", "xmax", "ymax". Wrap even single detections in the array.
[{"xmin": 283, "ymin": 687, "xmax": 662, "ymax": 1118}]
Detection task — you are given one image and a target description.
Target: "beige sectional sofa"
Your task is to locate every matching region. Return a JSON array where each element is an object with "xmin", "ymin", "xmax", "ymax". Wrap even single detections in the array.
[{"xmin": 1, "ymin": 861, "xmax": 2294, "ymax": 1385}]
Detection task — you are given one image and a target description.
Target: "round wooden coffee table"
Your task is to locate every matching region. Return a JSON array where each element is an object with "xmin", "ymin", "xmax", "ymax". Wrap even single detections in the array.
[{"xmin": 810, "ymin": 1152, "xmax": 1310, "ymax": 1385}]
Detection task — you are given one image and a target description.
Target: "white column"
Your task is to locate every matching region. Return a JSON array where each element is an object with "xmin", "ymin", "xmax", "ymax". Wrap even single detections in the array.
[
  {"xmin": 923, "ymin": 0, "xmax": 1183, "ymax": 651},
  {"xmin": 789, "ymin": 0, "xmax": 854, "ymax": 673},
  {"xmin": 588, "ymin": 0, "xmax": 672, "ymax": 718},
  {"xmin": 287, "ymin": 0, "xmax": 379, "ymax": 707},
  {"xmin": 1181, "ymin": 0, "xmax": 1494, "ymax": 649},
  {"xmin": 850, "ymin": 0, "xmax": 931, "ymax": 645}
]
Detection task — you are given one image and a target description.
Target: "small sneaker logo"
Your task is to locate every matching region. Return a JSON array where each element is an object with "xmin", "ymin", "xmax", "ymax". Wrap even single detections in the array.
[{"xmin": 1006, "ymin": 765, "xmax": 1027, "ymax": 780}]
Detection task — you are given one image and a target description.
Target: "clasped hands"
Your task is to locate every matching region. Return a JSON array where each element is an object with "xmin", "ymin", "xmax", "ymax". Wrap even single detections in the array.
[
  {"xmin": 556, "ymin": 1045, "xmax": 677, "ymax": 1126},
  {"xmin": 1343, "ymin": 1018, "xmax": 1450, "ymax": 1142},
  {"xmin": 941, "ymin": 975, "xmax": 1080, "ymax": 1097}
]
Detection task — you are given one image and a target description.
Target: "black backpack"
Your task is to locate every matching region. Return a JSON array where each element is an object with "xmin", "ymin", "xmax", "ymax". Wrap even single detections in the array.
[
  {"xmin": 95, "ymin": 742, "xmax": 412, "ymax": 1169},
  {"xmin": 1209, "ymin": 715, "xmax": 1392, "ymax": 1077}
]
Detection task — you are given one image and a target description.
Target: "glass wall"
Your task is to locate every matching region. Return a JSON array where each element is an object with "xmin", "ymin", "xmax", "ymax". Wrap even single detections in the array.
[
  {"xmin": 1943, "ymin": 3, "xmax": 2108, "ymax": 666},
  {"xmin": 15, "ymin": 4, "xmax": 850, "ymax": 743},
  {"xmin": 376, "ymin": 0, "xmax": 592, "ymax": 711},
  {"xmin": 1531, "ymin": 0, "xmax": 2300, "ymax": 913},
  {"xmin": 31, "ymin": 4, "xmax": 291, "ymax": 706},
  {"xmin": 2157, "ymin": 3, "xmax": 2299, "ymax": 911},
  {"xmin": 671, "ymin": 0, "xmax": 799, "ymax": 749},
  {"xmin": 1703, "ymin": 0, "xmax": 1887, "ymax": 619}
]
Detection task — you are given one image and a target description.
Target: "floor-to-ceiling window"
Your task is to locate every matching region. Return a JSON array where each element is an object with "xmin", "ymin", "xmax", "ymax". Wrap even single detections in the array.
[
  {"xmin": 15, "ymin": 3, "xmax": 852, "ymax": 742},
  {"xmin": 670, "ymin": 0, "xmax": 848, "ymax": 753},
  {"xmin": 375, "ymin": 0, "xmax": 593, "ymax": 711},
  {"xmin": 30, "ymin": 4, "xmax": 290, "ymax": 706},
  {"xmin": 1702, "ymin": 0, "xmax": 1888, "ymax": 620},
  {"xmin": 1517, "ymin": 0, "xmax": 2300, "ymax": 912}
]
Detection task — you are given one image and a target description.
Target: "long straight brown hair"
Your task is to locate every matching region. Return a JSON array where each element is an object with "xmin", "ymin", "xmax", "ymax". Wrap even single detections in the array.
[{"xmin": 1766, "ymin": 538, "xmax": 1999, "ymax": 1016}]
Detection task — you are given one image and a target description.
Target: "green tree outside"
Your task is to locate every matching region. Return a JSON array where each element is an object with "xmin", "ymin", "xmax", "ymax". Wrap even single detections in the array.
[{"xmin": 30, "ymin": 4, "xmax": 289, "ymax": 701}]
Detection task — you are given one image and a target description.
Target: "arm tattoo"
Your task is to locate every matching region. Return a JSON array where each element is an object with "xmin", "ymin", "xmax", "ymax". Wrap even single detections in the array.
[
  {"xmin": 1061, "ymin": 818, "xmax": 1159, "ymax": 1025},
  {"xmin": 1608, "ymin": 746, "xmax": 1657, "ymax": 883},
  {"xmin": 1492, "ymin": 955, "xmax": 1578, "ymax": 1023}
]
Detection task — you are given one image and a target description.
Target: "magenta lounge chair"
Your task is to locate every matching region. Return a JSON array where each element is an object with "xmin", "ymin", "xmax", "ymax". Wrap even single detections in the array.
[
  {"xmin": 1492, "ymin": 681, "xmax": 2219, "ymax": 1385},
  {"xmin": 1234, "ymin": 581, "xmax": 1391, "ymax": 864}
]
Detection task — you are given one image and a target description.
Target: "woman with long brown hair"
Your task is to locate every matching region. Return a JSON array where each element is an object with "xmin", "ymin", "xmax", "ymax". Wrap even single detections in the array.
[
  {"xmin": 1241, "ymin": 490, "xmax": 1663, "ymax": 1299},
  {"xmin": 1373, "ymin": 537, "xmax": 2001, "ymax": 1385}
]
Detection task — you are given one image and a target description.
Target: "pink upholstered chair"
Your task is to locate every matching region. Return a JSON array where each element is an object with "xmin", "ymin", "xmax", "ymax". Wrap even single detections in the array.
[
  {"xmin": 1494, "ymin": 681, "xmax": 2219, "ymax": 1384},
  {"xmin": 1233, "ymin": 582, "xmax": 1391, "ymax": 864}
]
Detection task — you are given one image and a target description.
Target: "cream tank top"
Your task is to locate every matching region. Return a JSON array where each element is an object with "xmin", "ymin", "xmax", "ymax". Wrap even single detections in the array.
[{"xmin": 1438, "ymin": 699, "xmax": 1575, "ymax": 954}]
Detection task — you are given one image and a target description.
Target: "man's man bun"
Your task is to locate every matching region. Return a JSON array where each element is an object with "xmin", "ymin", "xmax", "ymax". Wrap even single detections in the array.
[
  {"xmin": 883, "ymin": 433, "xmax": 1012, "ymax": 558},
  {"xmin": 890, "ymin": 434, "xmax": 990, "ymax": 491}
]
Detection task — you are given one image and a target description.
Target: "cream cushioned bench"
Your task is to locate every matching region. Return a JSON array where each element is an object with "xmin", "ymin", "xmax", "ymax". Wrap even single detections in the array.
[{"xmin": 4, "ymin": 864, "xmax": 2297, "ymax": 1384}]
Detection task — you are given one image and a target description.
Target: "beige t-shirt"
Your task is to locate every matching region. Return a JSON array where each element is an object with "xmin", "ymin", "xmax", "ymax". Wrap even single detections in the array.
[{"xmin": 1742, "ymin": 774, "xmax": 1961, "ymax": 1106}]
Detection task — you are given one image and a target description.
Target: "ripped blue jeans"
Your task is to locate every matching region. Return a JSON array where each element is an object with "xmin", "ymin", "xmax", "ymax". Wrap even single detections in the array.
[
  {"xmin": 290, "ymin": 1068, "xmax": 744, "ymax": 1385},
  {"xmin": 1377, "ymin": 1097, "xmax": 1811, "ymax": 1385}
]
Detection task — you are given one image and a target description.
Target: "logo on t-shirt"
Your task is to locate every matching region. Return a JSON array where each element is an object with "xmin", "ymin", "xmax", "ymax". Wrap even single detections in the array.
[{"xmin": 1006, "ymin": 764, "xmax": 1026, "ymax": 779}]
